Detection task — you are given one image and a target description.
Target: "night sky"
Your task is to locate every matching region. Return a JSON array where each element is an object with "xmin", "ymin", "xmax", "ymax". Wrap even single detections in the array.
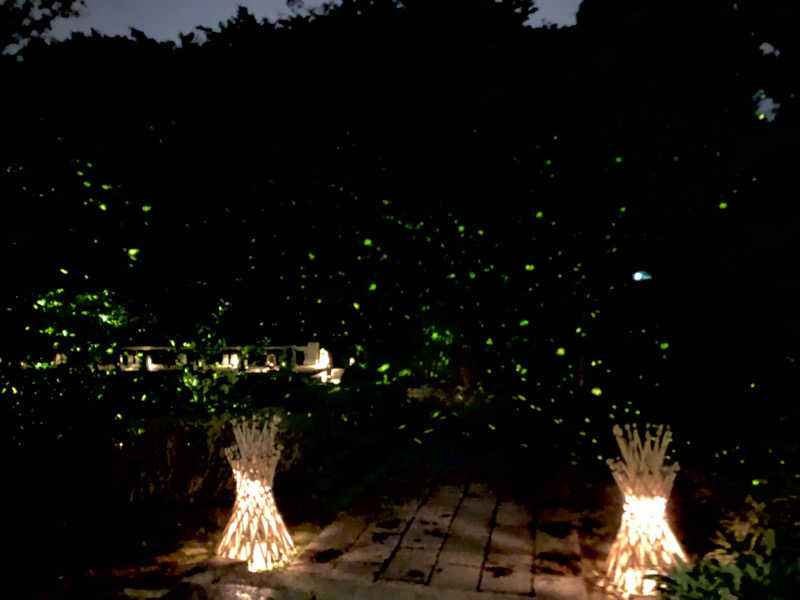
[{"xmin": 44, "ymin": 0, "xmax": 582, "ymax": 45}]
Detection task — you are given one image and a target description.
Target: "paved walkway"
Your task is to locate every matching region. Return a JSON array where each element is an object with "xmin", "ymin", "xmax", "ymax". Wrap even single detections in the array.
[{"xmin": 178, "ymin": 479, "xmax": 610, "ymax": 600}]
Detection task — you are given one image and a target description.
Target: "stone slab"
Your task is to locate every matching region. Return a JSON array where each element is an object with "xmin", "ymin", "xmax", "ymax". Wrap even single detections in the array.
[
  {"xmin": 380, "ymin": 549, "xmax": 438, "ymax": 583},
  {"xmin": 438, "ymin": 549, "xmax": 485, "ymax": 568},
  {"xmin": 537, "ymin": 508, "xmax": 581, "ymax": 524},
  {"xmin": 294, "ymin": 513, "xmax": 369, "ymax": 563},
  {"xmin": 396, "ymin": 485, "xmax": 463, "ymax": 553},
  {"xmin": 429, "ymin": 563, "xmax": 481, "ymax": 592},
  {"xmin": 489, "ymin": 524, "xmax": 534, "ymax": 556},
  {"xmin": 338, "ymin": 541, "xmax": 397, "ymax": 565},
  {"xmin": 535, "ymin": 529, "xmax": 581, "ymax": 556},
  {"xmin": 533, "ymin": 574, "xmax": 588, "ymax": 600},
  {"xmin": 465, "ymin": 482, "xmax": 492, "ymax": 497},
  {"xmin": 480, "ymin": 559, "xmax": 533, "ymax": 595},
  {"xmin": 330, "ymin": 558, "xmax": 383, "ymax": 581},
  {"xmin": 495, "ymin": 501, "xmax": 532, "ymax": 528}
]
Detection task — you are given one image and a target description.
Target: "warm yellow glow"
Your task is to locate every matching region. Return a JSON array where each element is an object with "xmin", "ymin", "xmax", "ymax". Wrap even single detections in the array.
[
  {"xmin": 216, "ymin": 468, "xmax": 295, "ymax": 572},
  {"xmin": 120, "ymin": 354, "xmax": 141, "ymax": 371},
  {"xmin": 313, "ymin": 348, "xmax": 331, "ymax": 370},
  {"xmin": 608, "ymin": 495, "xmax": 686, "ymax": 596},
  {"xmin": 605, "ymin": 424, "xmax": 687, "ymax": 598},
  {"xmin": 349, "ymin": 357, "xmax": 356, "ymax": 366},
  {"xmin": 216, "ymin": 415, "xmax": 296, "ymax": 572}
]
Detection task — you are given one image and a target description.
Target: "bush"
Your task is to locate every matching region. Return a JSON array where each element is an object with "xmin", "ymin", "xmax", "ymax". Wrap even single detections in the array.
[{"xmin": 654, "ymin": 494, "xmax": 800, "ymax": 599}]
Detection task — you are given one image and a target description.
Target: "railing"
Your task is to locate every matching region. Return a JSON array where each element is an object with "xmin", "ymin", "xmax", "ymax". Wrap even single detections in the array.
[{"xmin": 16, "ymin": 341, "xmax": 346, "ymax": 384}]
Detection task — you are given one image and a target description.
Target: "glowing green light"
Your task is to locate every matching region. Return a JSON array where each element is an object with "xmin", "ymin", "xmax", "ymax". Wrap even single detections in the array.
[
  {"xmin": 486, "ymin": 338, "xmax": 494, "ymax": 346},
  {"xmin": 59, "ymin": 268, "xmax": 68, "ymax": 275},
  {"xmin": 352, "ymin": 302, "xmax": 360, "ymax": 310},
  {"xmin": 615, "ymin": 156, "xmax": 623, "ymax": 163},
  {"xmin": 83, "ymin": 181, "xmax": 91, "ymax": 188},
  {"xmin": 536, "ymin": 211, "xmax": 544, "ymax": 219},
  {"xmin": 377, "ymin": 363, "xmax": 390, "ymax": 373},
  {"xmin": 369, "ymin": 283, "xmax": 377, "ymax": 291},
  {"xmin": 101, "ymin": 184, "xmax": 112, "ymax": 190},
  {"xmin": 308, "ymin": 252, "xmax": 315, "ymax": 260},
  {"xmin": 127, "ymin": 248, "xmax": 140, "ymax": 259},
  {"xmin": 591, "ymin": 387, "xmax": 602, "ymax": 396},
  {"xmin": 719, "ymin": 202, "xmax": 728, "ymax": 209},
  {"xmin": 519, "ymin": 319, "xmax": 530, "ymax": 327},
  {"xmin": 99, "ymin": 203, "xmax": 107, "ymax": 211},
  {"xmin": 659, "ymin": 342, "xmax": 670, "ymax": 350},
  {"xmin": 142, "ymin": 205, "xmax": 152, "ymax": 212},
  {"xmin": 364, "ymin": 238, "xmax": 373, "ymax": 246},
  {"xmin": 556, "ymin": 347, "xmax": 566, "ymax": 356},
  {"xmin": 525, "ymin": 264, "xmax": 535, "ymax": 271}
]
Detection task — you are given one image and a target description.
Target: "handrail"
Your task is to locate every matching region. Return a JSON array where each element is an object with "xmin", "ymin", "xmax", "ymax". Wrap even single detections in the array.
[{"xmin": 14, "ymin": 341, "xmax": 344, "ymax": 383}]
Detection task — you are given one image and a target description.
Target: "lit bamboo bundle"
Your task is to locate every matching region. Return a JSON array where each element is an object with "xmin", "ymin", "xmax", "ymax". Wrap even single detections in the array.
[
  {"xmin": 605, "ymin": 423, "xmax": 687, "ymax": 598},
  {"xmin": 215, "ymin": 413, "xmax": 296, "ymax": 572}
]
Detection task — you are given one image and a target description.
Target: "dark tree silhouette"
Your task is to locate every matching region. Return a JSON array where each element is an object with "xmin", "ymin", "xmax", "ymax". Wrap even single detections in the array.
[{"xmin": 0, "ymin": 0, "xmax": 85, "ymax": 57}]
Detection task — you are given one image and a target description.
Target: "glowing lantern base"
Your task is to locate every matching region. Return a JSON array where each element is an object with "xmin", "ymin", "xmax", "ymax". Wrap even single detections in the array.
[
  {"xmin": 603, "ymin": 424, "xmax": 688, "ymax": 598},
  {"xmin": 215, "ymin": 414, "xmax": 296, "ymax": 572}
]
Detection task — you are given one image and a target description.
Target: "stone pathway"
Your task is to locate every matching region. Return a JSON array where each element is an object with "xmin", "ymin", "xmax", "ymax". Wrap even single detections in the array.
[{"xmin": 176, "ymin": 479, "xmax": 610, "ymax": 600}]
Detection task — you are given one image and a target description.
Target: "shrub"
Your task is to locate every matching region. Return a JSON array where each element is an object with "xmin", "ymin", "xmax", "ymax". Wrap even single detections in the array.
[{"xmin": 653, "ymin": 494, "xmax": 800, "ymax": 599}]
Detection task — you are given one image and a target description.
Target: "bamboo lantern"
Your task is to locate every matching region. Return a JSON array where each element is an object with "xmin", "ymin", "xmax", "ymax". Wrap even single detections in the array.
[
  {"xmin": 215, "ymin": 414, "xmax": 296, "ymax": 572},
  {"xmin": 605, "ymin": 423, "xmax": 687, "ymax": 598}
]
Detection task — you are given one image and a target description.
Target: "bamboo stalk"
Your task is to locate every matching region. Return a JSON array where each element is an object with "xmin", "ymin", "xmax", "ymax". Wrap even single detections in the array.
[
  {"xmin": 605, "ymin": 423, "xmax": 687, "ymax": 598},
  {"xmin": 215, "ymin": 412, "xmax": 295, "ymax": 571}
]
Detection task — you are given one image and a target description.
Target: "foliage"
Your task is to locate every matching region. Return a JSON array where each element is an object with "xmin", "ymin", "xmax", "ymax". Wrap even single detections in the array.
[
  {"xmin": 1, "ymin": 0, "xmax": 799, "ymax": 561},
  {"xmin": 1, "ymin": 0, "xmax": 85, "ymax": 57},
  {"xmin": 653, "ymin": 494, "xmax": 800, "ymax": 599},
  {"xmin": 113, "ymin": 406, "xmax": 303, "ymax": 506}
]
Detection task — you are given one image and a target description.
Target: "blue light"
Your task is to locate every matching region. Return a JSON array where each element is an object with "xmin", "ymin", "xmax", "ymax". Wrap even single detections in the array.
[{"xmin": 633, "ymin": 270, "xmax": 652, "ymax": 281}]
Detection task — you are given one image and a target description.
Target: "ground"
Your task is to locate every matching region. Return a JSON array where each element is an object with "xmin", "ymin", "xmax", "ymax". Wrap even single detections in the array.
[{"xmin": 42, "ymin": 458, "xmax": 733, "ymax": 600}]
